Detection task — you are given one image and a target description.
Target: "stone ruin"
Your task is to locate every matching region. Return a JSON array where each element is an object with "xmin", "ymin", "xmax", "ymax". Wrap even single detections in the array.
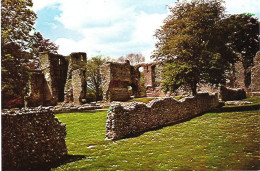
[
  {"xmin": 249, "ymin": 51, "xmax": 260, "ymax": 96},
  {"xmin": 100, "ymin": 61, "xmax": 166, "ymax": 102},
  {"xmin": 106, "ymin": 92, "xmax": 219, "ymax": 140},
  {"xmin": 25, "ymin": 52, "xmax": 87, "ymax": 107},
  {"xmin": 25, "ymin": 51, "xmax": 259, "ymax": 107},
  {"xmin": 2, "ymin": 108, "xmax": 67, "ymax": 170}
]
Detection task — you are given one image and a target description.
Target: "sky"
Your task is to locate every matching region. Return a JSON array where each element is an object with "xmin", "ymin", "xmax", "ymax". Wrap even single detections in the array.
[{"xmin": 32, "ymin": 0, "xmax": 260, "ymax": 61}]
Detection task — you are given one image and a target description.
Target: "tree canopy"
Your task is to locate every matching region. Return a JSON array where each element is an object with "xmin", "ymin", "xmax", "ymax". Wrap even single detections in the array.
[
  {"xmin": 153, "ymin": 0, "xmax": 237, "ymax": 95},
  {"xmin": 86, "ymin": 56, "xmax": 106, "ymax": 102},
  {"xmin": 1, "ymin": 0, "xmax": 58, "ymax": 108},
  {"xmin": 118, "ymin": 53, "xmax": 145, "ymax": 65},
  {"xmin": 222, "ymin": 14, "xmax": 259, "ymax": 87}
]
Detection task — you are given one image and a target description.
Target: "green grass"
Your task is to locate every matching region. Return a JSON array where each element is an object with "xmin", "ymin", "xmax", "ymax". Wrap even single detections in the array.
[
  {"xmin": 224, "ymin": 96, "xmax": 260, "ymax": 108},
  {"xmin": 54, "ymin": 109, "xmax": 260, "ymax": 170},
  {"xmin": 128, "ymin": 97, "xmax": 156, "ymax": 103},
  {"xmin": 128, "ymin": 96, "xmax": 184, "ymax": 104},
  {"xmin": 242, "ymin": 96, "xmax": 260, "ymax": 105}
]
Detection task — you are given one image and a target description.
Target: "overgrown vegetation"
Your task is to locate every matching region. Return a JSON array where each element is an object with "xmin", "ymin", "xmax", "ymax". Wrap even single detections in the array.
[{"xmin": 54, "ymin": 103, "xmax": 260, "ymax": 170}]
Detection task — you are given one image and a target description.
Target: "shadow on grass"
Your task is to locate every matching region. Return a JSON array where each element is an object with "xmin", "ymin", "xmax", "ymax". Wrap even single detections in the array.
[
  {"xmin": 49, "ymin": 155, "xmax": 86, "ymax": 170},
  {"xmin": 15, "ymin": 155, "xmax": 86, "ymax": 171},
  {"xmin": 213, "ymin": 104, "xmax": 260, "ymax": 113}
]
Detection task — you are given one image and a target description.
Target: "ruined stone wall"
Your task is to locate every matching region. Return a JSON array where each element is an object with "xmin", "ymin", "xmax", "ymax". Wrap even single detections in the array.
[
  {"xmin": 144, "ymin": 64, "xmax": 166, "ymax": 97},
  {"xmin": 101, "ymin": 61, "xmax": 141, "ymax": 102},
  {"xmin": 106, "ymin": 92, "xmax": 219, "ymax": 140},
  {"xmin": 72, "ymin": 69, "xmax": 87, "ymax": 105},
  {"xmin": 24, "ymin": 71, "xmax": 46, "ymax": 107},
  {"xmin": 250, "ymin": 51, "xmax": 260, "ymax": 94},
  {"xmin": 233, "ymin": 60, "xmax": 246, "ymax": 89},
  {"xmin": 39, "ymin": 52, "xmax": 68, "ymax": 105},
  {"xmin": 2, "ymin": 108, "xmax": 67, "ymax": 170},
  {"xmin": 64, "ymin": 52, "xmax": 87, "ymax": 105},
  {"xmin": 220, "ymin": 86, "xmax": 246, "ymax": 101}
]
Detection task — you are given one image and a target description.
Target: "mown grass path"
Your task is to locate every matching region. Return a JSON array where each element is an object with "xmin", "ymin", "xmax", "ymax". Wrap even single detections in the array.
[{"xmin": 54, "ymin": 108, "xmax": 259, "ymax": 170}]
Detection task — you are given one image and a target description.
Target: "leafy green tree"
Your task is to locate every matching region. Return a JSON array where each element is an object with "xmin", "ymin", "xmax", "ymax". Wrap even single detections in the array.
[
  {"xmin": 222, "ymin": 14, "xmax": 259, "ymax": 88},
  {"xmin": 1, "ymin": 0, "xmax": 37, "ymax": 108},
  {"xmin": 153, "ymin": 0, "xmax": 236, "ymax": 95},
  {"xmin": 86, "ymin": 56, "xmax": 106, "ymax": 102}
]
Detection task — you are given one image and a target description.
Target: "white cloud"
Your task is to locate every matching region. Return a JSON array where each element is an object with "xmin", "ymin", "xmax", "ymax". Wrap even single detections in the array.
[
  {"xmin": 225, "ymin": 0, "xmax": 260, "ymax": 16},
  {"xmin": 50, "ymin": 0, "xmax": 168, "ymax": 60},
  {"xmin": 34, "ymin": 0, "xmax": 259, "ymax": 61},
  {"xmin": 32, "ymin": 0, "xmax": 60, "ymax": 12},
  {"xmin": 55, "ymin": 0, "xmax": 135, "ymax": 30}
]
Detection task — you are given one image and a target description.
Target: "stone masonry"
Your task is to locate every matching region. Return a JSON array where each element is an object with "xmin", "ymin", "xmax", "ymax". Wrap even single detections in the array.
[
  {"xmin": 106, "ymin": 92, "xmax": 219, "ymax": 140},
  {"xmin": 39, "ymin": 52, "xmax": 68, "ymax": 104},
  {"xmin": 250, "ymin": 51, "xmax": 260, "ymax": 95},
  {"xmin": 25, "ymin": 52, "xmax": 87, "ymax": 106},
  {"xmin": 100, "ymin": 61, "xmax": 166, "ymax": 102},
  {"xmin": 219, "ymin": 86, "xmax": 246, "ymax": 101},
  {"xmin": 25, "ymin": 51, "xmax": 259, "ymax": 106},
  {"xmin": 64, "ymin": 52, "xmax": 87, "ymax": 105},
  {"xmin": 101, "ymin": 61, "xmax": 142, "ymax": 102},
  {"xmin": 2, "ymin": 108, "xmax": 67, "ymax": 170}
]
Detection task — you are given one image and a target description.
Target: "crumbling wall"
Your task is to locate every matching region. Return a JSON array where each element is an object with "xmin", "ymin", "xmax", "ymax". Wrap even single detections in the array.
[
  {"xmin": 220, "ymin": 86, "xmax": 246, "ymax": 101},
  {"xmin": 25, "ymin": 52, "xmax": 87, "ymax": 107},
  {"xmin": 250, "ymin": 51, "xmax": 260, "ymax": 95},
  {"xmin": 106, "ymin": 92, "xmax": 219, "ymax": 140},
  {"xmin": 233, "ymin": 60, "xmax": 246, "ymax": 89},
  {"xmin": 24, "ymin": 71, "xmax": 46, "ymax": 107},
  {"xmin": 39, "ymin": 52, "xmax": 68, "ymax": 105},
  {"xmin": 101, "ymin": 61, "xmax": 141, "ymax": 102},
  {"xmin": 2, "ymin": 108, "xmax": 67, "ymax": 170},
  {"xmin": 72, "ymin": 69, "xmax": 87, "ymax": 105},
  {"xmin": 64, "ymin": 52, "xmax": 87, "ymax": 105}
]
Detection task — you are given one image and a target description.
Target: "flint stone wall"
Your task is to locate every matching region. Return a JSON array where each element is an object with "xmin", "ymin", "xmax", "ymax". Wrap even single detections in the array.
[
  {"xmin": 101, "ymin": 61, "xmax": 141, "ymax": 102},
  {"xmin": 250, "ymin": 51, "xmax": 260, "ymax": 93},
  {"xmin": 220, "ymin": 86, "xmax": 246, "ymax": 101},
  {"xmin": 2, "ymin": 109, "xmax": 67, "ymax": 170},
  {"xmin": 64, "ymin": 52, "xmax": 87, "ymax": 105},
  {"xmin": 106, "ymin": 92, "xmax": 219, "ymax": 140}
]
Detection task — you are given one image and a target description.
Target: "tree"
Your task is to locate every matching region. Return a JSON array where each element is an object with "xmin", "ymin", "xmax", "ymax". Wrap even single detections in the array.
[
  {"xmin": 118, "ymin": 53, "xmax": 145, "ymax": 65},
  {"xmin": 1, "ymin": 0, "xmax": 37, "ymax": 108},
  {"xmin": 152, "ymin": 0, "xmax": 236, "ymax": 95},
  {"xmin": 30, "ymin": 32, "xmax": 59, "ymax": 69},
  {"xmin": 86, "ymin": 56, "xmax": 106, "ymax": 102},
  {"xmin": 222, "ymin": 14, "xmax": 259, "ymax": 88}
]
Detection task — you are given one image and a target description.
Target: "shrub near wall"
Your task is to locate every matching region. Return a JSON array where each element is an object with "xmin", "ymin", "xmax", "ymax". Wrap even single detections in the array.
[
  {"xmin": 106, "ymin": 93, "xmax": 219, "ymax": 140},
  {"xmin": 2, "ymin": 108, "xmax": 67, "ymax": 170}
]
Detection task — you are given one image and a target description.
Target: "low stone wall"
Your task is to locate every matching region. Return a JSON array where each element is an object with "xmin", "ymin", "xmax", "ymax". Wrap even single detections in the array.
[
  {"xmin": 106, "ymin": 93, "xmax": 219, "ymax": 140},
  {"xmin": 220, "ymin": 86, "xmax": 246, "ymax": 101},
  {"xmin": 2, "ymin": 108, "xmax": 67, "ymax": 170}
]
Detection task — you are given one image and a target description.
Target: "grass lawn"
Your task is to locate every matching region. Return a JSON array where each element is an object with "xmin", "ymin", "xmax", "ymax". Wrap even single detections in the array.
[
  {"xmin": 54, "ymin": 108, "xmax": 260, "ymax": 170},
  {"xmin": 128, "ymin": 97, "xmax": 156, "ymax": 103},
  {"xmin": 127, "ymin": 96, "xmax": 185, "ymax": 104}
]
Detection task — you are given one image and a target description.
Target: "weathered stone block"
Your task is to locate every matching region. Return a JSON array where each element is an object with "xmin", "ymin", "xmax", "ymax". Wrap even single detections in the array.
[
  {"xmin": 106, "ymin": 93, "xmax": 219, "ymax": 140},
  {"xmin": 2, "ymin": 109, "xmax": 67, "ymax": 170},
  {"xmin": 250, "ymin": 51, "xmax": 260, "ymax": 93},
  {"xmin": 220, "ymin": 86, "xmax": 246, "ymax": 101}
]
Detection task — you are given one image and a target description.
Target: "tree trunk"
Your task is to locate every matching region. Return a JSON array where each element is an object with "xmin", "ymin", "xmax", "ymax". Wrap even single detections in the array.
[{"xmin": 191, "ymin": 83, "xmax": 197, "ymax": 96}]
